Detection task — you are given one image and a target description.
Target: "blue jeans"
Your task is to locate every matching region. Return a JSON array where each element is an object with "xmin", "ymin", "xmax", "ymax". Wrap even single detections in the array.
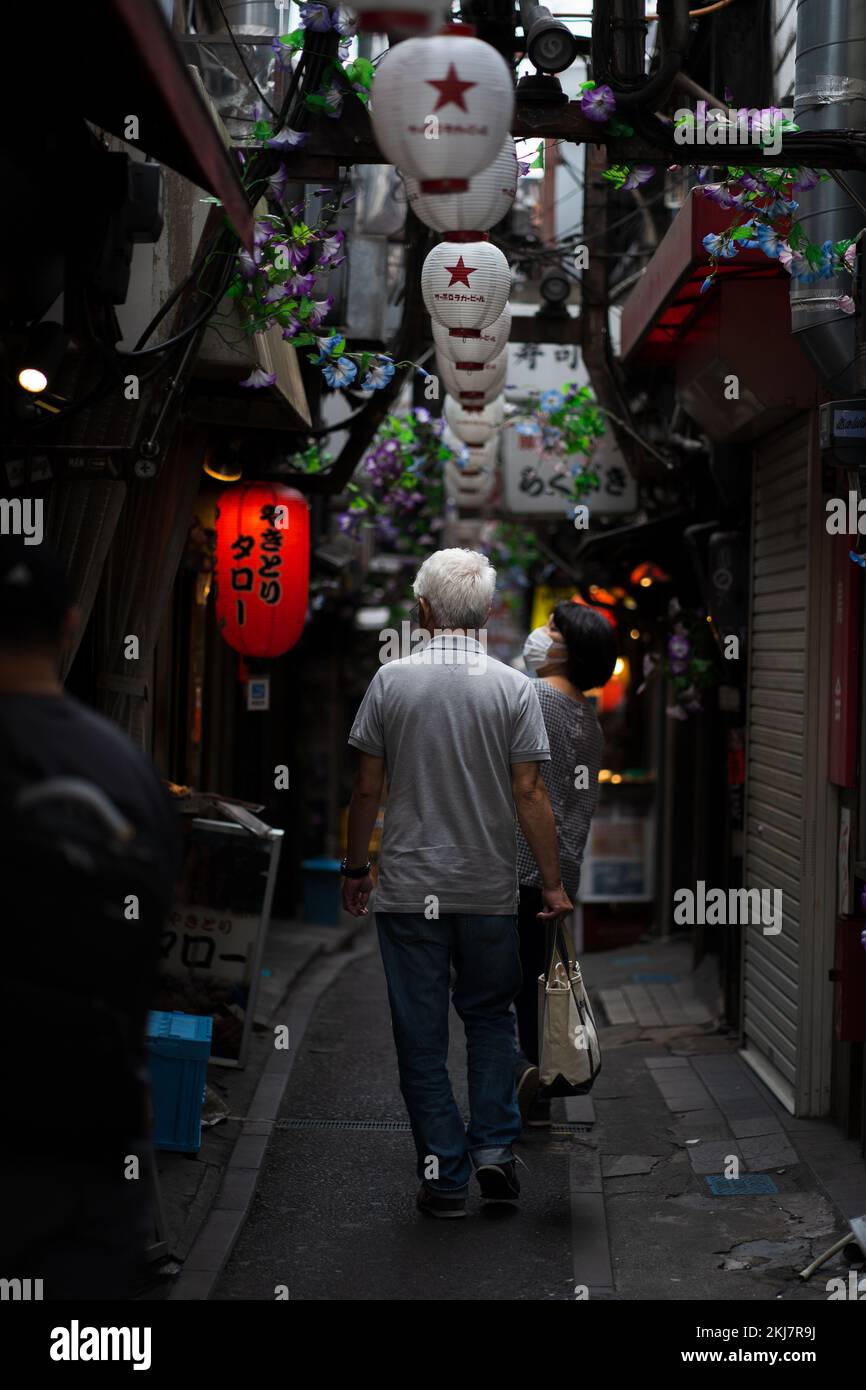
[{"xmin": 376, "ymin": 911, "xmax": 523, "ymax": 1197}]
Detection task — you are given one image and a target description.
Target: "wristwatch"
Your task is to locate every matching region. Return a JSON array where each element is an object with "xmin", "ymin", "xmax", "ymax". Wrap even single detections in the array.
[{"xmin": 341, "ymin": 857, "xmax": 372, "ymax": 879}]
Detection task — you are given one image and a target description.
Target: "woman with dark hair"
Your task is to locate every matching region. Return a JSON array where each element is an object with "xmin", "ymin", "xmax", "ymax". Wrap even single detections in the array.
[{"xmin": 513, "ymin": 600, "xmax": 617, "ymax": 1126}]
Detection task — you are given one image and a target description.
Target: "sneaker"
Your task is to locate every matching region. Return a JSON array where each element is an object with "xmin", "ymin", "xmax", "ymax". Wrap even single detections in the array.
[
  {"xmin": 526, "ymin": 1095, "xmax": 552, "ymax": 1127},
  {"xmin": 416, "ymin": 1184, "xmax": 467, "ymax": 1219},
  {"xmin": 475, "ymin": 1160, "xmax": 521, "ymax": 1202},
  {"xmin": 516, "ymin": 1063, "xmax": 540, "ymax": 1124}
]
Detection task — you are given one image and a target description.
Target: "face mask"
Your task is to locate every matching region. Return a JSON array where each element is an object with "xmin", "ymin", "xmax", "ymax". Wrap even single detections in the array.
[{"xmin": 523, "ymin": 626, "xmax": 567, "ymax": 673}]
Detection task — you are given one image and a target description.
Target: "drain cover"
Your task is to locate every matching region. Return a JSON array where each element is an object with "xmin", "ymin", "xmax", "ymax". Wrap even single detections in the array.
[
  {"xmin": 705, "ymin": 1174, "xmax": 779, "ymax": 1196},
  {"xmin": 271, "ymin": 1118, "xmax": 592, "ymax": 1136}
]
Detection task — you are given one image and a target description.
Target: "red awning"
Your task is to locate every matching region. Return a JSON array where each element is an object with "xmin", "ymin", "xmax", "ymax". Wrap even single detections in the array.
[{"xmin": 620, "ymin": 190, "xmax": 784, "ymax": 366}]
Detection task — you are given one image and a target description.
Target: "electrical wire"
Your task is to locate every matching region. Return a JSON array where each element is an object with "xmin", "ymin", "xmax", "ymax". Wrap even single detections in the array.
[{"xmin": 214, "ymin": 0, "xmax": 278, "ymax": 119}]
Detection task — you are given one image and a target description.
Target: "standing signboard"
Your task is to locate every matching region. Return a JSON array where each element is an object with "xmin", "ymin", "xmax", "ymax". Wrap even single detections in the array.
[{"xmin": 155, "ymin": 806, "xmax": 283, "ymax": 1066}]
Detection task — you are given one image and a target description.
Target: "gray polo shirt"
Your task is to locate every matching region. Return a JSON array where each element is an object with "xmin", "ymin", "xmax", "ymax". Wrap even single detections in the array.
[{"xmin": 348, "ymin": 632, "xmax": 550, "ymax": 915}]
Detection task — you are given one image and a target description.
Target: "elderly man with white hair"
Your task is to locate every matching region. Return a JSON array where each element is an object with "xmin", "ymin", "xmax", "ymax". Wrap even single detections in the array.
[{"xmin": 342, "ymin": 548, "xmax": 572, "ymax": 1218}]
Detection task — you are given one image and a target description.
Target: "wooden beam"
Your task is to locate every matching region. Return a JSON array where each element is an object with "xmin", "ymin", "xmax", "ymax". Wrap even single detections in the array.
[{"xmin": 244, "ymin": 102, "xmax": 866, "ymax": 174}]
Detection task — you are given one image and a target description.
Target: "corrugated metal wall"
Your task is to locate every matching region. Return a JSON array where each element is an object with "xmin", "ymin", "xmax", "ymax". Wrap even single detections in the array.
[{"xmin": 742, "ymin": 418, "xmax": 810, "ymax": 1104}]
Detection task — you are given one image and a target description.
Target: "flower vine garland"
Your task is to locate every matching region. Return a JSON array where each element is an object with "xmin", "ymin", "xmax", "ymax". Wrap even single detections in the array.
[
  {"xmin": 337, "ymin": 409, "xmax": 458, "ymax": 554},
  {"xmin": 639, "ymin": 600, "xmax": 719, "ymax": 720},
  {"xmin": 591, "ymin": 89, "xmax": 857, "ymax": 309},
  {"xmin": 510, "ymin": 383, "xmax": 607, "ymax": 510}
]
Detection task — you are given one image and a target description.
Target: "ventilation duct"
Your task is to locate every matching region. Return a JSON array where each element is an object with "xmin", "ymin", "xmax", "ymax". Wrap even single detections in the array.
[{"xmin": 791, "ymin": 0, "xmax": 866, "ymax": 393}]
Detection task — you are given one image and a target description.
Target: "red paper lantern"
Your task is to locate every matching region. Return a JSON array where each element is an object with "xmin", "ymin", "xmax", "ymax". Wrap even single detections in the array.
[{"xmin": 215, "ymin": 483, "xmax": 309, "ymax": 657}]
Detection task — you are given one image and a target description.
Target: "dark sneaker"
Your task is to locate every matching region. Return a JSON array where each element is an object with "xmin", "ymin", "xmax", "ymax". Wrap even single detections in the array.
[
  {"xmin": 527, "ymin": 1095, "xmax": 552, "ymax": 1127},
  {"xmin": 475, "ymin": 1160, "xmax": 521, "ymax": 1201},
  {"xmin": 416, "ymin": 1184, "xmax": 467, "ymax": 1219},
  {"xmin": 516, "ymin": 1063, "xmax": 540, "ymax": 1124}
]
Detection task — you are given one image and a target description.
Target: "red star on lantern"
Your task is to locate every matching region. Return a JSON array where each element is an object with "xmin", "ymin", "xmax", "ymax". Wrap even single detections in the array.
[
  {"xmin": 426, "ymin": 64, "xmax": 477, "ymax": 113},
  {"xmin": 444, "ymin": 256, "xmax": 477, "ymax": 288}
]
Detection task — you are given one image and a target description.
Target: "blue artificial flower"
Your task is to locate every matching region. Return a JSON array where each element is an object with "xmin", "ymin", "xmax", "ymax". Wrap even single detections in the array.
[
  {"xmin": 540, "ymin": 389, "xmax": 564, "ymax": 414},
  {"xmin": 756, "ymin": 223, "xmax": 783, "ymax": 258},
  {"xmin": 361, "ymin": 357, "xmax": 396, "ymax": 390},
  {"xmin": 323, "ymin": 357, "xmax": 358, "ymax": 388}
]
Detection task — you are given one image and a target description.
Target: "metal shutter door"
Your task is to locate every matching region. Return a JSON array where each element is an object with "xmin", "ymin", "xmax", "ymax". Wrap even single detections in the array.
[{"xmin": 742, "ymin": 419, "xmax": 810, "ymax": 1105}]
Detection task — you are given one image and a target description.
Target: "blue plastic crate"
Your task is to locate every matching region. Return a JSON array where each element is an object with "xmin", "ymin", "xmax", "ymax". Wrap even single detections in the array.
[
  {"xmin": 302, "ymin": 856, "xmax": 343, "ymax": 925},
  {"xmin": 146, "ymin": 1011, "xmax": 212, "ymax": 1153}
]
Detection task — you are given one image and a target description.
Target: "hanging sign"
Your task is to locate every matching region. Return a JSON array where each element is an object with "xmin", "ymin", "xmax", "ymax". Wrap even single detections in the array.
[{"xmin": 501, "ymin": 428, "xmax": 637, "ymax": 518}]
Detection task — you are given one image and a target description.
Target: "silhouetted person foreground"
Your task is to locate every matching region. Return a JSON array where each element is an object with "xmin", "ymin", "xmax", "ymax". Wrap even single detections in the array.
[{"xmin": 0, "ymin": 536, "xmax": 179, "ymax": 1299}]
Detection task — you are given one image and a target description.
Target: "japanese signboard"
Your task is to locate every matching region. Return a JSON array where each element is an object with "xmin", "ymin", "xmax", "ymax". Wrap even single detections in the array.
[
  {"xmin": 501, "ymin": 427, "xmax": 637, "ymax": 518},
  {"xmin": 154, "ymin": 817, "xmax": 283, "ymax": 1065}
]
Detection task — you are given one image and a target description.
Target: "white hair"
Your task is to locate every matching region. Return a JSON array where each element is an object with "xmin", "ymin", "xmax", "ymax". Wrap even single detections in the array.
[{"xmin": 412, "ymin": 548, "xmax": 497, "ymax": 629}]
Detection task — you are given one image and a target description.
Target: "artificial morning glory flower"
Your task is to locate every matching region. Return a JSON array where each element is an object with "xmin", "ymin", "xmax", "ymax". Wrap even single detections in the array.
[
  {"xmin": 362, "ymin": 357, "xmax": 396, "ymax": 390},
  {"xmin": 323, "ymin": 356, "xmax": 358, "ymax": 388},
  {"xmin": 267, "ymin": 128, "xmax": 309, "ymax": 151},
  {"xmin": 756, "ymin": 223, "xmax": 783, "ymax": 258},
  {"xmin": 299, "ymin": 4, "xmax": 332, "ymax": 32},
  {"xmin": 540, "ymin": 389, "xmax": 564, "ymax": 413},
  {"xmin": 239, "ymin": 368, "xmax": 277, "ymax": 388},
  {"xmin": 580, "ymin": 84, "xmax": 616, "ymax": 123}
]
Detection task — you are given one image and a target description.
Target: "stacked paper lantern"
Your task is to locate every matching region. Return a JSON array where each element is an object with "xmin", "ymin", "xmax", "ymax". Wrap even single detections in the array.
[{"xmin": 370, "ymin": 22, "xmax": 518, "ymax": 511}]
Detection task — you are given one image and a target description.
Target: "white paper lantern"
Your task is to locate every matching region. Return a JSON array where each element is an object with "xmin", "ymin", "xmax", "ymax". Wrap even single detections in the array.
[
  {"xmin": 352, "ymin": 2, "xmax": 448, "ymax": 39},
  {"xmin": 370, "ymin": 26, "xmax": 515, "ymax": 194},
  {"xmin": 437, "ymin": 350, "xmax": 507, "ymax": 405},
  {"xmin": 445, "ymin": 460, "xmax": 498, "ymax": 506},
  {"xmin": 432, "ymin": 305, "xmax": 511, "ymax": 369},
  {"xmin": 444, "ymin": 395, "xmax": 504, "ymax": 442},
  {"xmin": 403, "ymin": 137, "xmax": 518, "ymax": 233},
  {"xmin": 422, "ymin": 237, "xmax": 510, "ymax": 332}
]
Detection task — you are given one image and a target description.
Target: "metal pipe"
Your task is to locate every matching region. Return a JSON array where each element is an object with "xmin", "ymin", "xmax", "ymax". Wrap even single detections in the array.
[{"xmin": 791, "ymin": 0, "xmax": 866, "ymax": 393}]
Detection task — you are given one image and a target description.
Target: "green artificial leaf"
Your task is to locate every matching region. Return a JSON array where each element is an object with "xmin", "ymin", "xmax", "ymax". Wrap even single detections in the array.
[
  {"xmin": 349, "ymin": 496, "xmax": 368, "ymax": 511},
  {"xmin": 278, "ymin": 29, "xmax": 305, "ymax": 51}
]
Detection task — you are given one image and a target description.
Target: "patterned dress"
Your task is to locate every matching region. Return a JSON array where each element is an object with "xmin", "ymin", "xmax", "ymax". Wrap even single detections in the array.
[{"xmin": 515, "ymin": 681, "xmax": 603, "ymax": 902}]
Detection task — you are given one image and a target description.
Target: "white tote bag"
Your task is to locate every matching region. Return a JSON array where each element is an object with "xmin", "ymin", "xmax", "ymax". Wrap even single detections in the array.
[{"xmin": 537, "ymin": 926, "xmax": 602, "ymax": 1095}]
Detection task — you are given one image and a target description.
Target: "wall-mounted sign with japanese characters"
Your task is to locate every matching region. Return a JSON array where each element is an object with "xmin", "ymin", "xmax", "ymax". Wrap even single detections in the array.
[
  {"xmin": 153, "ymin": 816, "xmax": 283, "ymax": 1065},
  {"xmin": 501, "ymin": 426, "xmax": 637, "ymax": 518},
  {"xmin": 215, "ymin": 483, "xmax": 309, "ymax": 658}
]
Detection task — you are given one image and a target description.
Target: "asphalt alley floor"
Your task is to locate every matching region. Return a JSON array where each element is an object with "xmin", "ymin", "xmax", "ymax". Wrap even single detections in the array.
[{"xmin": 212, "ymin": 930, "xmax": 866, "ymax": 1302}]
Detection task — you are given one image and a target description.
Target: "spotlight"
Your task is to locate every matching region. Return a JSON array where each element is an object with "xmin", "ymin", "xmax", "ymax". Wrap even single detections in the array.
[
  {"xmin": 17, "ymin": 321, "xmax": 67, "ymax": 394},
  {"xmin": 203, "ymin": 440, "xmax": 244, "ymax": 482},
  {"xmin": 539, "ymin": 269, "xmax": 571, "ymax": 316},
  {"xmin": 520, "ymin": 3, "xmax": 579, "ymax": 76}
]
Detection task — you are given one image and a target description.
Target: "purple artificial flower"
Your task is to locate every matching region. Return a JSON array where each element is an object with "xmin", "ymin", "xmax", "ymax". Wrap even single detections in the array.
[
  {"xmin": 333, "ymin": 6, "xmax": 359, "ymax": 37},
  {"xmin": 623, "ymin": 165, "xmax": 655, "ymax": 191},
  {"xmin": 239, "ymin": 368, "xmax": 277, "ymax": 389},
  {"xmin": 341, "ymin": 194, "xmax": 356, "ymax": 208},
  {"xmin": 517, "ymin": 160, "xmax": 532, "ymax": 178},
  {"xmin": 793, "ymin": 168, "xmax": 821, "ymax": 193},
  {"xmin": 845, "ymin": 242, "xmax": 857, "ymax": 272},
  {"xmin": 836, "ymin": 294, "xmax": 856, "ymax": 315},
  {"xmin": 267, "ymin": 128, "xmax": 309, "ymax": 151},
  {"xmin": 666, "ymin": 703, "xmax": 688, "ymax": 721},
  {"xmin": 299, "ymin": 3, "xmax": 332, "ymax": 32},
  {"xmin": 263, "ymin": 284, "xmax": 290, "ymax": 305},
  {"xmin": 272, "ymin": 35, "xmax": 295, "ymax": 72},
  {"xmin": 701, "ymin": 182, "xmax": 739, "ymax": 209},
  {"xmin": 337, "ymin": 511, "xmax": 360, "ymax": 537},
  {"xmin": 253, "ymin": 219, "xmax": 276, "ymax": 248},
  {"xmin": 667, "ymin": 633, "xmax": 691, "ymax": 675},
  {"xmin": 268, "ymin": 167, "xmax": 289, "ymax": 203},
  {"xmin": 281, "ymin": 317, "xmax": 302, "ymax": 339},
  {"xmin": 318, "ymin": 230, "xmax": 346, "ymax": 266},
  {"xmin": 307, "ymin": 295, "xmax": 335, "ymax": 328},
  {"xmin": 238, "ymin": 248, "xmax": 259, "ymax": 281},
  {"xmin": 286, "ymin": 271, "xmax": 317, "ymax": 296},
  {"xmin": 581, "ymin": 84, "xmax": 616, "ymax": 123},
  {"xmin": 413, "ymin": 407, "xmax": 431, "ymax": 425}
]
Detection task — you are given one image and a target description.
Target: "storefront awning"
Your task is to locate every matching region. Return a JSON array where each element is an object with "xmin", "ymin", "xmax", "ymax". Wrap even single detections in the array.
[{"xmin": 620, "ymin": 191, "xmax": 783, "ymax": 367}]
